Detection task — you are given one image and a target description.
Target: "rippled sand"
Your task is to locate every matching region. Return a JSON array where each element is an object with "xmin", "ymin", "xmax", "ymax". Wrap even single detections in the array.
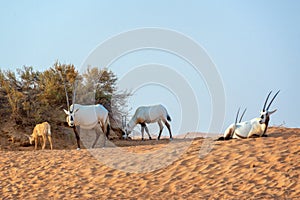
[{"xmin": 0, "ymin": 127, "xmax": 299, "ymax": 199}]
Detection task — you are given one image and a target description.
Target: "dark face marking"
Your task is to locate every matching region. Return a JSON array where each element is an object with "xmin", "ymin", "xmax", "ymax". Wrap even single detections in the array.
[
  {"xmin": 259, "ymin": 114, "xmax": 265, "ymax": 124},
  {"xmin": 260, "ymin": 113, "xmax": 270, "ymax": 124},
  {"xmin": 259, "ymin": 112, "xmax": 270, "ymax": 133},
  {"xmin": 68, "ymin": 111, "xmax": 75, "ymax": 127}
]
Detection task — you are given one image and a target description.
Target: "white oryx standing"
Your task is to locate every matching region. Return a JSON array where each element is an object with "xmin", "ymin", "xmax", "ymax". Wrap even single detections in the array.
[
  {"xmin": 222, "ymin": 90, "xmax": 280, "ymax": 140},
  {"xmin": 64, "ymin": 104, "xmax": 110, "ymax": 149},
  {"xmin": 62, "ymin": 79, "xmax": 110, "ymax": 150},
  {"xmin": 124, "ymin": 104, "xmax": 172, "ymax": 140}
]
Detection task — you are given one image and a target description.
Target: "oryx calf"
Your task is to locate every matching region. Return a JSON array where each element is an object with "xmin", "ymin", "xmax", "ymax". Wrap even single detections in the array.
[
  {"xmin": 222, "ymin": 90, "xmax": 280, "ymax": 140},
  {"xmin": 26, "ymin": 122, "xmax": 53, "ymax": 150},
  {"xmin": 124, "ymin": 104, "xmax": 172, "ymax": 140}
]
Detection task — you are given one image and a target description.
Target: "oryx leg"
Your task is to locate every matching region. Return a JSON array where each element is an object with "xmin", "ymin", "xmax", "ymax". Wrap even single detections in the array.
[
  {"xmin": 42, "ymin": 134, "xmax": 46, "ymax": 150},
  {"xmin": 100, "ymin": 121, "xmax": 105, "ymax": 133},
  {"xmin": 48, "ymin": 135, "xmax": 53, "ymax": 150},
  {"xmin": 97, "ymin": 119, "xmax": 110, "ymax": 147},
  {"xmin": 144, "ymin": 125, "xmax": 151, "ymax": 140},
  {"xmin": 104, "ymin": 117, "xmax": 110, "ymax": 140},
  {"xmin": 262, "ymin": 126, "xmax": 268, "ymax": 137},
  {"xmin": 104, "ymin": 123, "xmax": 110, "ymax": 147},
  {"xmin": 140, "ymin": 124, "xmax": 145, "ymax": 140},
  {"xmin": 101, "ymin": 123, "xmax": 106, "ymax": 144},
  {"xmin": 224, "ymin": 127, "xmax": 234, "ymax": 140},
  {"xmin": 34, "ymin": 137, "xmax": 38, "ymax": 150},
  {"xmin": 101, "ymin": 121, "xmax": 110, "ymax": 141},
  {"xmin": 141, "ymin": 123, "xmax": 151, "ymax": 140},
  {"xmin": 92, "ymin": 126, "xmax": 101, "ymax": 148},
  {"xmin": 247, "ymin": 127, "xmax": 260, "ymax": 138},
  {"xmin": 165, "ymin": 121, "xmax": 173, "ymax": 140},
  {"xmin": 157, "ymin": 120, "xmax": 164, "ymax": 140},
  {"xmin": 73, "ymin": 126, "xmax": 81, "ymax": 149},
  {"xmin": 248, "ymin": 134, "xmax": 260, "ymax": 138},
  {"xmin": 106, "ymin": 124, "xmax": 110, "ymax": 141}
]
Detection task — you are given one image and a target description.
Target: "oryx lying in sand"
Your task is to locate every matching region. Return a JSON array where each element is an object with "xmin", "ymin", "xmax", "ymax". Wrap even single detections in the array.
[
  {"xmin": 124, "ymin": 104, "xmax": 172, "ymax": 140},
  {"xmin": 26, "ymin": 122, "xmax": 53, "ymax": 150},
  {"xmin": 220, "ymin": 107, "xmax": 247, "ymax": 140},
  {"xmin": 62, "ymin": 80, "xmax": 110, "ymax": 150},
  {"xmin": 221, "ymin": 90, "xmax": 280, "ymax": 140}
]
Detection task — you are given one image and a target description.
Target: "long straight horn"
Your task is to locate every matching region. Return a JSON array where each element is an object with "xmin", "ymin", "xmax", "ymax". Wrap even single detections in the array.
[
  {"xmin": 262, "ymin": 91, "xmax": 272, "ymax": 112},
  {"xmin": 231, "ymin": 107, "xmax": 241, "ymax": 136},
  {"xmin": 266, "ymin": 90, "xmax": 280, "ymax": 111},
  {"xmin": 239, "ymin": 108, "xmax": 247, "ymax": 123},
  {"xmin": 235, "ymin": 107, "xmax": 241, "ymax": 125},
  {"xmin": 71, "ymin": 81, "xmax": 77, "ymax": 112},
  {"xmin": 59, "ymin": 72, "xmax": 70, "ymax": 111}
]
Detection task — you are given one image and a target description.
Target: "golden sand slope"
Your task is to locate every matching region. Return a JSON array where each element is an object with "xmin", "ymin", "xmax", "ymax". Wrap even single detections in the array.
[{"xmin": 0, "ymin": 127, "xmax": 299, "ymax": 199}]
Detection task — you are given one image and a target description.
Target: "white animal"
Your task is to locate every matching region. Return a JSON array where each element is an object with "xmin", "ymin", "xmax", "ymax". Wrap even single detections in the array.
[
  {"xmin": 222, "ymin": 91, "xmax": 280, "ymax": 140},
  {"xmin": 221, "ymin": 107, "xmax": 247, "ymax": 140},
  {"xmin": 61, "ymin": 78, "xmax": 110, "ymax": 150},
  {"xmin": 26, "ymin": 122, "xmax": 53, "ymax": 150},
  {"xmin": 124, "ymin": 104, "xmax": 172, "ymax": 140},
  {"xmin": 64, "ymin": 103, "xmax": 110, "ymax": 149}
]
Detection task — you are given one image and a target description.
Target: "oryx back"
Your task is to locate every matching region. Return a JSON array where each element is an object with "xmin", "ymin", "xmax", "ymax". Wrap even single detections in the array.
[
  {"xmin": 232, "ymin": 121, "xmax": 252, "ymax": 139},
  {"xmin": 134, "ymin": 104, "xmax": 169, "ymax": 124},
  {"xmin": 34, "ymin": 122, "xmax": 51, "ymax": 137},
  {"xmin": 72, "ymin": 104, "xmax": 109, "ymax": 129},
  {"xmin": 233, "ymin": 118, "xmax": 267, "ymax": 139}
]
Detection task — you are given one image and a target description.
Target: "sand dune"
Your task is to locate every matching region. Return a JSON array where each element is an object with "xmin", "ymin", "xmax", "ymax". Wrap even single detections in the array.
[{"xmin": 0, "ymin": 127, "xmax": 299, "ymax": 199}]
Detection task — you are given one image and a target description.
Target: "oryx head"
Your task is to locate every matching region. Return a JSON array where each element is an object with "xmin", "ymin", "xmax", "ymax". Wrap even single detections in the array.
[
  {"xmin": 259, "ymin": 90, "xmax": 280, "ymax": 125},
  {"xmin": 61, "ymin": 73, "xmax": 78, "ymax": 127},
  {"xmin": 121, "ymin": 115, "xmax": 129, "ymax": 139},
  {"xmin": 122, "ymin": 124, "xmax": 131, "ymax": 139},
  {"xmin": 64, "ymin": 106, "xmax": 79, "ymax": 127},
  {"xmin": 25, "ymin": 134, "xmax": 34, "ymax": 145}
]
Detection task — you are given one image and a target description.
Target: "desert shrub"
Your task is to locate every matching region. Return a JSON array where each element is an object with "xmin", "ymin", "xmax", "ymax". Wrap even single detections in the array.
[{"xmin": 0, "ymin": 62, "xmax": 130, "ymax": 129}]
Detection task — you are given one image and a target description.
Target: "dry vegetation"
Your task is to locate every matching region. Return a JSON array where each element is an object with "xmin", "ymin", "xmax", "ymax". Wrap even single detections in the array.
[{"xmin": 0, "ymin": 62, "xmax": 129, "ymax": 150}]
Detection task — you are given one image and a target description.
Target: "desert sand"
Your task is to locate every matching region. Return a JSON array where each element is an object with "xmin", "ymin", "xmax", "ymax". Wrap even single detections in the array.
[{"xmin": 0, "ymin": 127, "xmax": 299, "ymax": 199}]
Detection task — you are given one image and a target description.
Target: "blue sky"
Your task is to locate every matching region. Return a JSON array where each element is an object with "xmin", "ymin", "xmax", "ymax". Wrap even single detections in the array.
[{"xmin": 1, "ymin": 1, "xmax": 299, "ymax": 134}]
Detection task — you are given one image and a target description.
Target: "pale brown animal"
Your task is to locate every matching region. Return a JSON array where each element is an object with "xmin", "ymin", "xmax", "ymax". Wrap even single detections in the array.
[{"xmin": 26, "ymin": 122, "xmax": 53, "ymax": 150}]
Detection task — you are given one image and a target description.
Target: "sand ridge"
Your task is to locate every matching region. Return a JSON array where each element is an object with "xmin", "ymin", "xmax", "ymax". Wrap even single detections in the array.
[{"xmin": 0, "ymin": 127, "xmax": 299, "ymax": 199}]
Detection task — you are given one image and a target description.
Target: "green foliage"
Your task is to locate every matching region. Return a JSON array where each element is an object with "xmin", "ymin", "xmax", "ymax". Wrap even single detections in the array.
[
  {"xmin": 1, "ymin": 68, "xmax": 24, "ymax": 124},
  {"xmin": 80, "ymin": 66, "xmax": 117, "ymax": 108},
  {"xmin": 0, "ymin": 62, "xmax": 129, "ymax": 128}
]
